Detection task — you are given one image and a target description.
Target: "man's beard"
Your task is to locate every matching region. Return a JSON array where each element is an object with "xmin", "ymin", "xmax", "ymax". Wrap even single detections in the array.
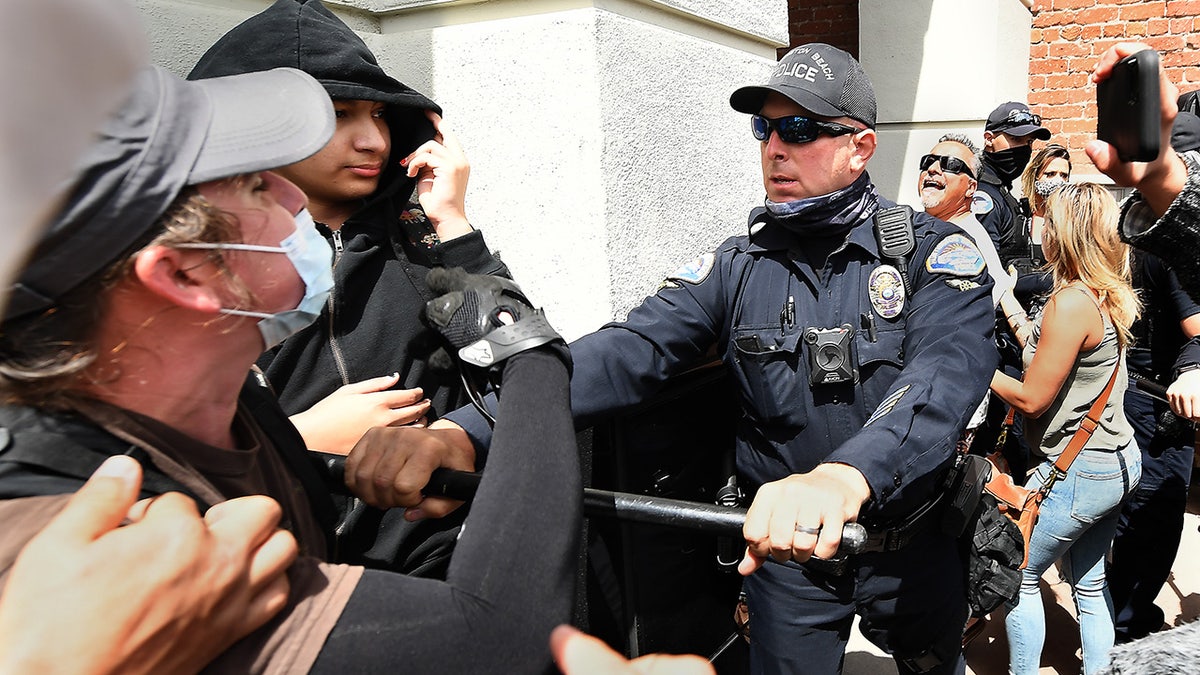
[
  {"xmin": 921, "ymin": 190, "xmax": 964, "ymax": 221},
  {"xmin": 920, "ymin": 191, "xmax": 943, "ymax": 212}
]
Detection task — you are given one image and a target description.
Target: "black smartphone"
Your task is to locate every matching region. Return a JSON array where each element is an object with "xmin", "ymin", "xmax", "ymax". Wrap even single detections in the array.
[{"xmin": 1097, "ymin": 49, "xmax": 1161, "ymax": 162}]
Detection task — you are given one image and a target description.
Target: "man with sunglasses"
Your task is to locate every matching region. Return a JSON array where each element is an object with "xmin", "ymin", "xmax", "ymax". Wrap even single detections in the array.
[
  {"xmin": 975, "ymin": 102, "xmax": 1051, "ymax": 257},
  {"xmin": 918, "ymin": 135, "xmax": 1009, "ymax": 306},
  {"xmin": 434, "ymin": 42, "xmax": 998, "ymax": 674}
]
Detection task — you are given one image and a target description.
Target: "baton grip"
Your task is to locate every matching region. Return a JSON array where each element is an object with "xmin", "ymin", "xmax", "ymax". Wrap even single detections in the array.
[{"xmin": 1134, "ymin": 378, "xmax": 1169, "ymax": 402}]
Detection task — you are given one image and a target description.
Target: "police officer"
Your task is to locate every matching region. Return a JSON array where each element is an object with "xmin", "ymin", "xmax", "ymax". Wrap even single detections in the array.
[
  {"xmin": 442, "ymin": 43, "xmax": 997, "ymax": 673},
  {"xmin": 972, "ymin": 103, "xmax": 1051, "ymax": 478},
  {"xmin": 1107, "ymin": 115, "xmax": 1200, "ymax": 645},
  {"xmin": 974, "ymin": 102, "xmax": 1051, "ymax": 265}
]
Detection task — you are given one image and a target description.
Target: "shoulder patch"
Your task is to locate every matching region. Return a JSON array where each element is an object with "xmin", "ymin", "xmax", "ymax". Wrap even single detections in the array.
[
  {"xmin": 970, "ymin": 191, "xmax": 994, "ymax": 215},
  {"xmin": 666, "ymin": 252, "xmax": 715, "ymax": 285},
  {"xmin": 925, "ymin": 234, "xmax": 985, "ymax": 277}
]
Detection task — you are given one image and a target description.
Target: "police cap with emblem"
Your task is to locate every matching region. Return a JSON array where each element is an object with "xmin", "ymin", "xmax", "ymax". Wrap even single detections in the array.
[
  {"xmin": 730, "ymin": 43, "xmax": 876, "ymax": 129},
  {"xmin": 985, "ymin": 102, "xmax": 1051, "ymax": 140}
]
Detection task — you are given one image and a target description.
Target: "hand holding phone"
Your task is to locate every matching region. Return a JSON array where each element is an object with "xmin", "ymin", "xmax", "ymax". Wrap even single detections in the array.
[
  {"xmin": 1097, "ymin": 49, "xmax": 1162, "ymax": 162},
  {"xmin": 1087, "ymin": 43, "xmax": 1185, "ymax": 217}
]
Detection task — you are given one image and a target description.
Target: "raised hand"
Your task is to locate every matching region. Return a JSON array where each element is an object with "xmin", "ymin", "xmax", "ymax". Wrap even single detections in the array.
[
  {"xmin": 423, "ymin": 267, "xmax": 567, "ymax": 384},
  {"xmin": 405, "ymin": 110, "xmax": 473, "ymax": 240}
]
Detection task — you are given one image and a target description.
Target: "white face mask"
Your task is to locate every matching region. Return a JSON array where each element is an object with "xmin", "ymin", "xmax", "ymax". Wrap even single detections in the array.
[
  {"xmin": 1034, "ymin": 177, "xmax": 1067, "ymax": 198},
  {"xmin": 177, "ymin": 209, "xmax": 333, "ymax": 349}
]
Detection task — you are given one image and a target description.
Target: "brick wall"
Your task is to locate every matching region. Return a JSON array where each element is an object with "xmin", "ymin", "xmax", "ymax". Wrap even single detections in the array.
[
  {"xmin": 1030, "ymin": 0, "xmax": 1200, "ymax": 174},
  {"xmin": 782, "ymin": 0, "xmax": 860, "ymax": 59}
]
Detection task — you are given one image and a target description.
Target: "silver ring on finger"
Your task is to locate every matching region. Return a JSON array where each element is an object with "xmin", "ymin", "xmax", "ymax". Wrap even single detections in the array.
[{"xmin": 794, "ymin": 524, "xmax": 821, "ymax": 536}]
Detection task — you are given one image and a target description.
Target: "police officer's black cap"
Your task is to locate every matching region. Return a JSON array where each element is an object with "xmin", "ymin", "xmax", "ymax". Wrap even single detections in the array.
[
  {"xmin": 4, "ymin": 66, "xmax": 334, "ymax": 323},
  {"xmin": 1178, "ymin": 90, "xmax": 1200, "ymax": 116},
  {"xmin": 1171, "ymin": 111, "xmax": 1200, "ymax": 153},
  {"xmin": 730, "ymin": 43, "xmax": 877, "ymax": 129},
  {"xmin": 985, "ymin": 101, "xmax": 1051, "ymax": 140}
]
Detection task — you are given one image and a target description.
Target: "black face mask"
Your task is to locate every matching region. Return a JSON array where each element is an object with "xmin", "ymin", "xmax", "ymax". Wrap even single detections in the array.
[{"xmin": 985, "ymin": 144, "xmax": 1033, "ymax": 183}]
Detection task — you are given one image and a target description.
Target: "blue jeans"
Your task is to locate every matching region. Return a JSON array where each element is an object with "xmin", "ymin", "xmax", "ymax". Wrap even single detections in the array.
[{"xmin": 1005, "ymin": 445, "xmax": 1141, "ymax": 675}]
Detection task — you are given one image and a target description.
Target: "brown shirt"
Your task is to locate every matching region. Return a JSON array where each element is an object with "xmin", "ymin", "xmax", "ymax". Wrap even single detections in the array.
[{"xmin": 0, "ymin": 398, "xmax": 364, "ymax": 674}]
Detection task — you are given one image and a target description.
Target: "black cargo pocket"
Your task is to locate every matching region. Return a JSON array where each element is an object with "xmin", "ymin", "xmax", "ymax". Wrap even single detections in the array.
[
  {"xmin": 856, "ymin": 325, "xmax": 906, "ymax": 410},
  {"xmin": 730, "ymin": 327, "xmax": 807, "ymax": 427}
]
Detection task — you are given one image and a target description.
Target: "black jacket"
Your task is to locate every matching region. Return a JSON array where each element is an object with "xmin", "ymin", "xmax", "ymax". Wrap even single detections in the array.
[
  {"xmin": 974, "ymin": 161, "xmax": 1027, "ymax": 262},
  {"xmin": 189, "ymin": 0, "xmax": 509, "ymax": 421},
  {"xmin": 1130, "ymin": 251, "xmax": 1200, "ymax": 382}
]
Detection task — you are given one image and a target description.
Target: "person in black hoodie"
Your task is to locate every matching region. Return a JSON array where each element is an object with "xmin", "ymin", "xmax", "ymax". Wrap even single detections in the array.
[{"xmin": 189, "ymin": 0, "xmax": 510, "ymax": 575}]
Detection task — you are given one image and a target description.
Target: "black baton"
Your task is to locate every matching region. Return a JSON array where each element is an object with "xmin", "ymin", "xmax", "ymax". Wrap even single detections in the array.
[{"xmin": 322, "ymin": 455, "xmax": 866, "ymax": 554}]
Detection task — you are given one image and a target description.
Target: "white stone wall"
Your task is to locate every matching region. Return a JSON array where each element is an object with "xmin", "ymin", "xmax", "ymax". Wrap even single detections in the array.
[
  {"xmin": 860, "ymin": 0, "xmax": 1033, "ymax": 208},
  {"xmin": 134, "ymin": 0, "xmax": 781, "ymax": 340},
  {"xmin": 132, "ymin": 0, "xmax": 1034, "ymax": 336}
]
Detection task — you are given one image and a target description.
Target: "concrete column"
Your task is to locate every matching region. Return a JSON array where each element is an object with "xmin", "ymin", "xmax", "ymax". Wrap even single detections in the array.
[{"xmin": 857, "ymin": 0, "xmax": 1032, "ymax": 208}]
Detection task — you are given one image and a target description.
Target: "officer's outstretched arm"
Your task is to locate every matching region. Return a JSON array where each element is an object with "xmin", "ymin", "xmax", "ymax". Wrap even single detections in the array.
[{"xmin": 738, "ymin": 463, "xmax": 871, "ymax": 574}]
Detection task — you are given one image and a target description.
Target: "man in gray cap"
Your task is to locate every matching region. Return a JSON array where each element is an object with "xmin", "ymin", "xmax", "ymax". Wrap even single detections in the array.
[
  {"xmin": 0, "ymin": 2, "xmax": 310, "ymax": 672},
  {"xmin": 0, "ymin": 57, "xmax": 580, "ymax": 672},
  {"xmin": 440, "ymin": 42, "xmax": 997, "ymax": 673}
]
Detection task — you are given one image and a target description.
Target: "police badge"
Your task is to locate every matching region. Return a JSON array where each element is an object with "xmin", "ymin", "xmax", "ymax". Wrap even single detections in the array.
[{"xmin": 868, "ymin": 265, "xmax": 905, "ymax": 319}]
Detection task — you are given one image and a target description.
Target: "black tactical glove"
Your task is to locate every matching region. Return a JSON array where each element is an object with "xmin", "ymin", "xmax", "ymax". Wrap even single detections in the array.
[{"xmin": 423, "ymin": 268, "xmax": 570, "ymax": 387}]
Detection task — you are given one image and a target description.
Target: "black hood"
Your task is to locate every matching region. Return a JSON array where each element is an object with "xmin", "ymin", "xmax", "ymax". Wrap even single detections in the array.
[{"xmin": 189, "ymin": 0, "xmax": 439, "ymax": 209}]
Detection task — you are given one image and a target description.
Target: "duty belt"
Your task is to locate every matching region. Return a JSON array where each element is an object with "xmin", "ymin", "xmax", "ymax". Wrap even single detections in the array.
[{"xmin": 803, "ymin": 493, "xmax": 945, "ymax": 576}]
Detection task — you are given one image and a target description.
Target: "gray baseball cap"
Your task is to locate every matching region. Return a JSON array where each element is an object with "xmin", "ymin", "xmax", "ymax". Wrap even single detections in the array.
[
  {"xmin": 730, "ymin": 43, "xmax": 876, "ymax": 128},
  {"xmin": 5, "ymin": 65, "xmax": 335, "ymax": 322}
]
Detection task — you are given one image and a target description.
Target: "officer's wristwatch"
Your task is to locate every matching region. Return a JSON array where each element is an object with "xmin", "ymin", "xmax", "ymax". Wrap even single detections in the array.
[{"xmin": 1175, "ymin": 362, "xmax": 1200, "ymax": 380}]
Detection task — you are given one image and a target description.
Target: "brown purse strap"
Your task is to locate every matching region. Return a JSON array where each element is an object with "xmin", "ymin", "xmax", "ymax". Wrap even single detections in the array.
[{"xmin": 1051, "ymin": 349, "xmax": 1123, "ymax": 478}]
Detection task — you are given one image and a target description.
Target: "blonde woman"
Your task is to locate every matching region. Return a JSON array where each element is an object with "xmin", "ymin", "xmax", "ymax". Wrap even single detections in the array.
[{"xmin": 992, "ymin": 183, "xmax": 1141, "ymax": 675}]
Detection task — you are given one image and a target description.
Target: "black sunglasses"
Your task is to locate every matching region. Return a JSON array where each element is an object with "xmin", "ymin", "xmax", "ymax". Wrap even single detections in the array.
[
  {"xmin": 918, "ymin": 154, "xmax": 976, "ymax": 180},
  {"xmin": 751, "ymin": 115, "xmax": 860, "ymax": 144}
]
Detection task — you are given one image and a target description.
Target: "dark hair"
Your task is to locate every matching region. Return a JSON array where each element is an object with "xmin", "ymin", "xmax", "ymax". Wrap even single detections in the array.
[{"xmin": 0, "ymin": 188, "xmax": 243, "ymax": 407}]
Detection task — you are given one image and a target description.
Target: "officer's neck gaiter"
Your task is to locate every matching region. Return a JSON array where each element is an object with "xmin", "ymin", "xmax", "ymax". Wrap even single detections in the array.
[
  {"xmin": 765, "ymin": 172, "xmax": 878, "ymax": 238},
  {"xmin": 984, "ymin": 145, "xmax": 1032, "ymax": 184}
]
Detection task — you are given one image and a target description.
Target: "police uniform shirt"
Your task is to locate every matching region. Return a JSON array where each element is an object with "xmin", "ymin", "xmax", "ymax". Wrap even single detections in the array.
[{"xmin": 564, "ymin": 198, "xmax": 998, "ymax": 522}]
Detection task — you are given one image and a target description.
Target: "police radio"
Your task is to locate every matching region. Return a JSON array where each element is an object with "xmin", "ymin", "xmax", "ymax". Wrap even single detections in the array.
[
  {"xmin": 804, "ymin": 323, "xmax": 856, "ymax": 385},
  {"xmin": 874, "ymin": 206, "xmax": 916, "ymax": 295}
]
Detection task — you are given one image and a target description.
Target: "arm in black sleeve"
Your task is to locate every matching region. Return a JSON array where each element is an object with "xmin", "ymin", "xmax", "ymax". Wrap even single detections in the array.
[
  {"xmin": 434, "ymin": 230, "xmax": 510, "ymax": 278},
  {"xmin": 443, "ymin": 243, "xmax": 734, "ymax": 451},
  {"xmin": 310, "ymin": 348, "xmax": 579, "ymax": 673},
  {"xmin": 1176, "ymin": 336, "xmax": 1200, "ymax": 376},
  {"xmin": 974, "ymin": 186, "xmax": 1008, "ymax": 253}
]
